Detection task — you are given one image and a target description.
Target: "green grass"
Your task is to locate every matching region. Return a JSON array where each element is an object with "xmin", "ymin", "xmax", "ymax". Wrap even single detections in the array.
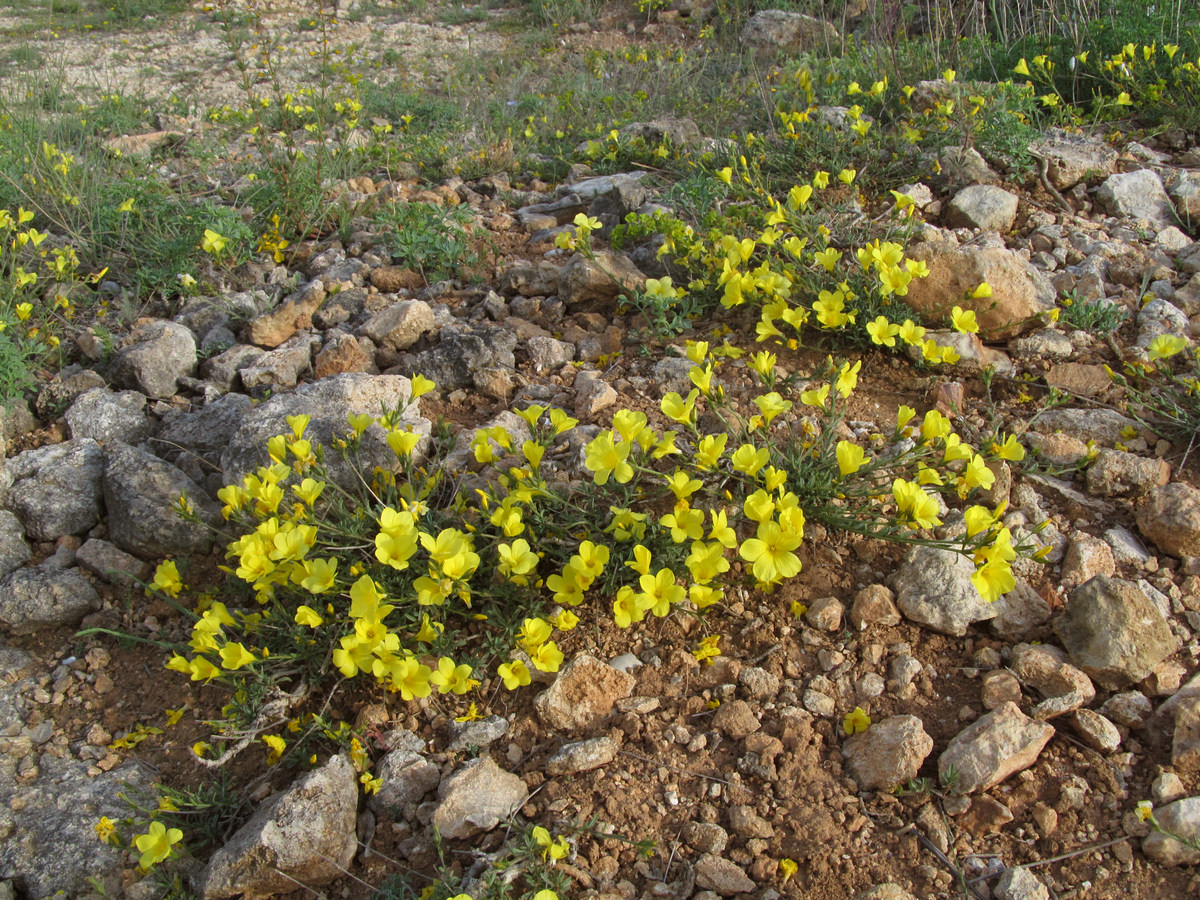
[{"xmin": 0, "ymin": 0, "xmax": 189, "ymax": 36}]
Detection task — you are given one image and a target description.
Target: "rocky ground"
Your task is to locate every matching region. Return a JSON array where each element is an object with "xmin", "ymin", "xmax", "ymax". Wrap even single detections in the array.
[{"xmin": 2, "ymin": 3, "xmax": 1200, "ymax": 900}]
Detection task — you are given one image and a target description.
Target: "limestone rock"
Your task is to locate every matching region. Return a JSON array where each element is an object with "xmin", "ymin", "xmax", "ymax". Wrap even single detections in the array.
[
  {"xmin": 1028, "ymin": 408, "xmax": 1142, "ymax": 446},
  {"xmin": 1054, "ymin": 576, "xmax": 1179, "ymax": 689},
  {"xmin": 893, "ymin": 546, "xmax": 996, "ymax": 636},
  {"xmin": 995, "ymin": 867, "xmax": 1050, "ymax": 900},
  {"xmin": 5, "ymin": 439, "xmax": 105, "ymax": 541},
  {"xmin": 0, "ymin": 561, "xmax": 100, "ymax": 634},
  {"xmin": 712, "ymin": 698, "xmax": 761, "ymax": 739},
  {"xmin": 843, "ymin": 715, "xmax": 933, "ymax": 791},
  {"xmin": 546, "ymin": 736, "xmax": 618, "ymax": 776},
  {"xmin": 854, "ymin": 886, "xmax": 918, "ymax": 900},
  {"xmin": 1096, "ymin": 169, "xmax": 1177, "ymax": 227},
  {"xmin": 75, "ymin": 538, "xmax": 149, "ymax": 588},
  {"xmin": 247, "ymin": 280, "xmax": 326, "ymax": 348},
  {"xmin": 155, "ymin": 392, "xmax": 254, "ymax": 476},
  {"xmin": 64, "ymin": 388, "xmax": 154, "ymax": 445},
  {"xmin": 694, "ymin": 852, "xmax": 755, "ymax": 894},
  {"xmin": 1059, "ymin": 534, "xmax": 1115, "ymax": 589},
  {"xmin": 1010, "ymin": 643, "xmax": 1095, "ymax": 720},
  {"xmin": 0, "ymin": 510, "xmax": 30, "ymax": 578},
  {"xmin": 399, "ymin": 323, "xmax": 517, "ymax": 391},
  {"xmin": 221, "ymin": 374, "xmax": 431, "ymax": 490},
  {"xmin": 903, "ymin": 236, "xmax": 1056, "ymax": 339},
  {"xmin": 103, "ymin": 442, "xmax": 220, "ymax": 559},
  {"xmin": 110, "ymin": 320, "xmax": 197, "ymax": 399},
  {"xmin": 558, "ymin": 250, "xmax": 645, "ymax": 305},
  {"xmin": 1086, "ymin": 449, "xmax": 1169, "ymax": 498},
  {"xmin": 369, "ymin": 748, "xmax": 440, "ymax": 820},
  {"xmin": 1069, "ymin": 708, "xmax": 1121, "ymax": 753},
  {"xmin": 945, "ymin": 185, "xmax": 1019, "ymax": 231},
  {"xmin": 431, "ymin": 756, "xmax": 527, "ymax": 840},
  {"xmin": 938, "ymin": 702, "xmax": 1054, "ymax": 794},
  {"xmin": 313, "ymin": 332, "xmax": 375, "ymax": 379},
  {"xmin": 1032, "ymin": 129, "xmax": 1119, "ymax": 190},
  {"xmin": 989, "ymin": 579, "xmax": 1052, "ymax": 642},
  {"xmin": 360, "ymin": 299, "xmax": 435, "ymax": 351},
  {"xmin": 1137, "ymin": 482, "xmax": 1200, "ymax": 558},
  {"xmin": 850, "ymin": 584, "xmax": 901, "ymax": 630},
  {"xmin": 740, "ymin": 10, "xmax": 838, "ymax": 52},
  {"xmin": 1141, "ymin": 797, "xmax": 1200, "ymax": 865},
  {"xmin": 238, "ymin": 333, "xmax": 318, "ymax": 391},
  {"xmin": 535, "ymin": 653, "xmax": 636, "ymax": 732},
  {"xmin": 201, "ymin": 755, "xmax": 358, "ymax": 899}
]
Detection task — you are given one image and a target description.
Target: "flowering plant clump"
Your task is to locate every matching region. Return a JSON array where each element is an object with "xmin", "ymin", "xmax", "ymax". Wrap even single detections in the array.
[{"xmin": 1105, "ymin": 332, "xmax": 1199, "ymax": 444}]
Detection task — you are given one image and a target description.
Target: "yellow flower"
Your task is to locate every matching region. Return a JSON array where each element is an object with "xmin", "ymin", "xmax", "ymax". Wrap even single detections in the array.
[
  {"xmin": 149, "ymin": 560, "xmax": 184, "ymax": 597},
  {"xmin": 692, "ymin": 634, "xmax": 721, "ymax": 664},
  {"xmin": 94, "ymin": 816, "xmax": 118, "ymax": 844},
  {"xmin": 779, "ymin": 857, "xmax": 799, "ymax": 883},
  {"xmin": 360, "ymin": 772, "xmax": 383, "ymax": 794},
  {"xmin": 219, "ymin": 642, "xmax": 256, "ymax": 670},
  {"xmin": 992, "ymin": 433, "xmax": 1026, "ymax": 462},
  {"xmin": 892, "ymin": 478, "xmax": 942, "ymax": 529},
  {"xmin": 835, "ymin": 359, "xmax": 861, "ymax": 398},
  {"xmin": 200, "ymin": 228, "xmax": 228, "ymax": 255},
  {"xmin": 836, "ymin": 440, "xmax": 866, "ymax": 476},
  {"xmin": 1136, "ymin": 800, "xmax": 1155, "ymax": 822},
  {"xmin": 410, "ymin": 374, "xmax": 436, "ymax": 398},
  {"xmin": 812, "ymin": 247, "xmax": 842, "ymax": 271},
  {"xmin": 498, "ymin": 659, "xmax": 532, "ymax": 690},
  {"xmin": 837, "ymin": 168, "xmax": 856, "ymax": 185},
  {"xmin": 1147, "ymin": 334, "xmax": 1188, "ymax": 361},
  {"xmin": 532, "ymin": 825, "xmax": 570, "ymax": 860},
  {"xmin": 799, "ymin": 383, "xmax": 830, "ymax": 410},
  {"xmin": 1013, "ymin": 58, "xmax": 1031, "ymax": 76},
  {"xmin": 263, "ymin": 734, "xmax": 286, "ymax": 764},
  {"xmin": 897, "ymin": 319, "xmax": 926, "ymax": 346},
  {"xmin": 731, "ymin": 443, "xmax": 769, "ymax": 476},
  {"xmin": 295, "ymin": 605, "xmax": 323, "ymax": 627},
  {"xmin": 951, "ymin": 305, "xmax": 979, "ymax": 333},
  {"xmin": 15, "ymin": 303, "xmax": 32, "ymax": 322},
  {"xmin": 842, "ymin": 706, "xmax": 871, "ymax": 735},
  {"xmin": 585, "ymin": 432, "xmax": 633, "ymax": 485},
  {"xmin": 739, "ymin": 521, "xmax": 802, "ymax": 584},
  {"xmin": 867, "ymin": 315, "xmax": 899, "ymax": 347},
  {"xmin": 972, "ymin": 282, "xmax": 993, "ymax": 299},
  {"xmin": 716, "ymin": 167, "xmax": 733, "ymax": 185},
  {"xmin": 971, "ymin": 559, "xmax": 1015, "ymax": 603},
  {"xmin": 133, "ymin": 821, "xmax": 183, "ymax": 870},
  {"xmin": 1116, "ymin": 91, "xmax": 1133, "ymax": 106}
]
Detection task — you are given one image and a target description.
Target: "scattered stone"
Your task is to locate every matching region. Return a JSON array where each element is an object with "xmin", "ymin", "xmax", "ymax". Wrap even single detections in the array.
[
  {"xmin": 945, "ymin": 185, "xmax": 1019, "ymax": 231},
  {"xmin": 1044, "ymin": 362, "xmax": 1110, "ymax": 398},
  {"xmin": 526, "ymin": 335, "xmax": 575, "ymax": 372},
  {"xmin": 893, "ymin": 545, "xmax": 996, "ymax": 636},
  {"xmin": 446, "ymin": 715, "xmax": 509, "ymax": 752},
  {"xmin": 683, "ymin": 822, "xmax": 729, "ymax": 855},
  {"xmin": 201, "ymin": 754, "xmax": 358, "ymax": 899},
  {"xmin": 360, "ymin": 299, "xmax": 436, "ymax": 351},
  {"xmin": 1101, "ymin": 691, "xmax": 1153, "ymax": 728},
  {"xmin": 557, "ymin": 250, "xmax": 645, "ymax": 305},
  {"xmin": 75, "ymin": 538, "xmax": 149, "ymax": 587},
  {"xmin": 1009, "ymin": 328, "xmax": 1074, "ymax": 360},
  {"xmin": 369, "ymin": 266, "xmax": 423, "ymax": 293},
  {"xmin": 738, "ymin": 666, "xmax": 780, "ymax": 701},
  {"xmin": 1011, "ymin": 643, "xmax": 1095, "ymax": 719},
  {"xmin": 1086, "ymin": 449, "xmax": 1170, "ymax": 498},
  {"xmin": 1027, "ymin": 408, "xmax": 1141, "ymax": 445},
  {"xmin": 313, "ymin": 333, "xmax": 375, "ymax": 378},
  {"xmin": 547, "ymin": 736, "xmax": 618, "ymax": 776},
  {"xmin": 1054, "ymin": 576, "xmax": 1180, "ymax": 690},
  {"xmin": 995, "ymin": 866, "xmax": 1050, "ymax": 900},
  {"xmin": 1174, "ymin": 694, "xmax": 1200, "ymax": 772},
  {"xmin": 238, "ymin": 332, "xmax": 317, "ymax": 391},
  {"xmin": 247, "ymin": 280, "xmax": 326, "ymax": 348},
  {"xmin": 981, "ymin": 669, "xmax": 1023, "ymax": 709},
  {"xmin": 1032, "ymin": 129, "xmax": 1119, "ymax": 190},
  {"xmin": 0, "ymin": 561, "xmax": 100, "ymax": 634},
  {"xmin": 843, "ymin": 715, "xmax": 934, "ymax": 791},
  {"xmin": 989, "ymin": 579, "xmax": 1052, "ymax": 642},
  {"xmin": 850, "ymin": 584, "xmax": 901, "ymax": 630},
  {"xmin": 110, "ymin": 319, "xmax": 197, "ymax": 399},
  {"xmin": 400, "ymin": 323, "xmax": 517, "ymax": 392},
  {"xmin": 959, "ymin": 794, "xmax": 1014, "ymax": 835},
  {"xmin": 5, "ymin": 439, "xmax": 105, "ymax": 541},
  {"xmin": 103, "ymin": 442, "xmax": 221, "ymax": 559},
  {"xmin": 694, "ymin": 853, "xmax": 755, "ymax": 894},
  {"xmin": 1141, "ymin": 797, "xmax": 1200, "ymax": 865},
  {"xmin": 740, "ymin": 10, "xmax": 839, "ymax": 52},
  {"xmin": 1096, "ymin": 169, "xmax": 1177, "ymax": 227},
  {"xmin": 712, "ymin": 699, "xmax": 761, "ymax": 739},
  {"xmin": 1060, "ymin": 534, "xmax": 1115, "ymax": 589},
  {"xmin": 1069, "ymin": 708, "xmax": 1121, "ymax": 752},
  {"xmin": 1024, "ymin": 431, "xmax": 1090, "ymax": 467},
  {"xmin": 64, "ymin": 388, "xmax": 153, "ymax": 445},
  {"xmin": 938, "ymin": 702, "xmax": 1054, "ymax": 794},
  {"xmin": 853, "ymin": 886, "xmax": 918, "ymax": 900},
  {"xmin": 805, "ymin": 596, "xmax": 844, "ymax": 631},
  {"xmin": 431, "ymin": 756, "xmax": 527, "ymax": 840},
  {"xmin": 1104, "ymin": 526, "xmax": 1151, "ymax": 564},
  {"xmin": 535, "ymin": 653, "xmax": 636, "ymax": 732},
  {"xmin": 369, "ymin": 747, "xmax": 440, "ymax": 819},
  {"xmin": 1137, "ymin": 482, "xmax": 1200, "ymax": 558},
  {"xmin": 1152, "ymin": 772, "xmax": 1187, "ymax": 806}
]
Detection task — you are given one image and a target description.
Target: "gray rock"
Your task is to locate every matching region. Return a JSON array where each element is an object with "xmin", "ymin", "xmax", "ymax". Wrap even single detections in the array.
[
  {"xmin": 1059, "ymin": 534, "xmax": 1115, "ymax": 589},
  {"xmin": 1027, "ymin": 408, "xmax": 1142, "ymax": 445},
  {"xmin": 442, "ymin": 410, "xmax": 531, "ymax": 476},
  {"xmin": 221, "ymin": 374, "xmax": 431, "ymax": 491},
  {"xmin": 1069, "ymin": 708, "xmax": 1121, "ymax": 752},
  {"xmin": 712, "ymin": 698, "xmax": 761, "ymax": 738},
  {"xmin": 1137, "ymin": 482, "xmax": 1200, "ymax": 558},
  {"xmin": 446, "ymin": 715, "xmax": 509, "ymax": 752},
  {"xmin": 1008, "ymin": 328, "xmax": 1074, "ymax": 360},
  {"xmin": 1010, "ymin": 643, "xmax": 1094, "ymax": 720},
  {"xmin": 535, "ymin": 653, "xmax": 636, "ymax": 732},
  {"xmin": 1168, "ymin": 172, "xmax": 1200, "ymax": 221},
  {"xmin": 238, "ymin": 332, "xmax": 318, "ymax": 391},
  {"xmin": 850, "ymin": 584, "xmax": 901, "ymax": 630},
  {"xmin": 103, "ymin": 443, "xmax": 220, "ymax": 559},
  {"xmin": 0, "ymin": 511, "xmax": 30, "ymax": 578},
  {"xmin": 546, "ymin": 736, "xmax": 618, "ymax": 776},
  {"xmin": 1024, "ymin": 432, "xmax": 1090, "ymax": 467},
  {"xmin": 995, "ymin": 866, "xmax": 1050, "ymax": 900},
  {"xmin": 939, "ymin": 702, "xmax": 1054, "ymax": 794},
  {"xmin": 1031, "ymin": 128, "xmax": 1119, "ymax": 190},
  {"xmin": 1141, "ymin": 797, "xmax": 1200, "ymax": 865},
  {"xmin": 1086, "ymin": 449, "xmax": 1169, "ymax": 498},
  {"xmin": 0, "ymin": 756, "xmax": 153, "ymax": 897},
  {"xmin": 740, "ymin": 9, "xmax": 838, "ymax": 52},
  {"xmin": 200, "ymin": 343, "xmax": 264, "ymax": 391},
  {"xmin": 939, "ymin": 145, "xmax": 1001, "ymax": 187},
  {"xmin": 843, "ymin": 715, "xmax": 934, "ymax": 791},
  {"xmin": 615, "ymin": 122, "xmax": 700, "ymax": 150},
  {"xmin": 738, "ymin": 666, "xmax": 780, "ymax": 701},
  {"xmin": 652, "ymin": 356, "xmax": 696, "ymax": 394},
  {"xmin": 854, "ymin": 886, "xmax": 918, "ymax": 900},
  {"xmin": 1100, "ymin": 690, "xmax": 1153, "ymax": 727},
  {"xmin": 1105, "ymin": 526, "xmax": 1151, "ymax": 564},
  {"xmin": 34, "ymin": 368, "xmax": 106, "ymax": 418},
  {"xmin": 1096, "ymin": 169, "xmax": 1177, "ymax": 226},
  {"xmin": 431, "ymin": 756, "xmax": 527, "ymax": 840},
  {"xmin": 399, "ymin": 323, "xmax": 517, "ymax": 391},
  {"xmin": 5, "ymin": 439, "xmax": 105, "ymax": 541},
  {"xmin": 64, "ymin": 388, "xmax": 153, "ymax": 445},
  {"xmin": 683, "ymin": 822, "xmax": 728, "ymax": 855},
  {"xmin": 110, "ymin": 320, "xmax": 197, "ymax": 399},
  {"xmin": 1054, "ymin": 576, "xmax": 1179, "ymax": 690},
  {"xmin": 893, "ymin": 546, "xmax": 996, "ymax": 636},
  {"xmin": 694, "ymin": 852, "xmax": 755, "ymax": 894},
  {"xmin": 360, "ymin": 299, "xmax": 436, "ymax": 351},
  {"xmin": 1136, "ymin": 297, "xmax": 1192, "ymax": 351},
  {"xmin": 370, "ymin": 748, "xmax": 440, "ymax": 820},
  {"xmin": 945, "ymin": 185, "xmax": 1019, "ymax": 231},
  {"xmin": 75, "ymin": 538, "xmax": 150, "ymax": 588},
  {"xmin": 558, "ymin": 249, "xmax": 646, "ymax": 306},
  {"xmin": 526, "ymin": 335, "xmax": 575, "ymax": 372},
  {"xmin": 154, "ymin": 392, "xmax": 254, "ymax": 475},
  {"xmin": 201, "ymin": 754, "xmax": 358, "ymax": 899},
  {"xmin": 0, "ymin": 561, "xmax": 100, "ymax": 634}
]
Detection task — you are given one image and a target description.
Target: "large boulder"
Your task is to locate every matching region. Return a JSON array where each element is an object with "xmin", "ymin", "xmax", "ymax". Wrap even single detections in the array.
[
  {"xmin": 903, "ymin": 234, "xmax": 1056, "ymax": 339},
  {"xmin": 4, "ymin": 439, "xmax": 105, "ymax": 541}
]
